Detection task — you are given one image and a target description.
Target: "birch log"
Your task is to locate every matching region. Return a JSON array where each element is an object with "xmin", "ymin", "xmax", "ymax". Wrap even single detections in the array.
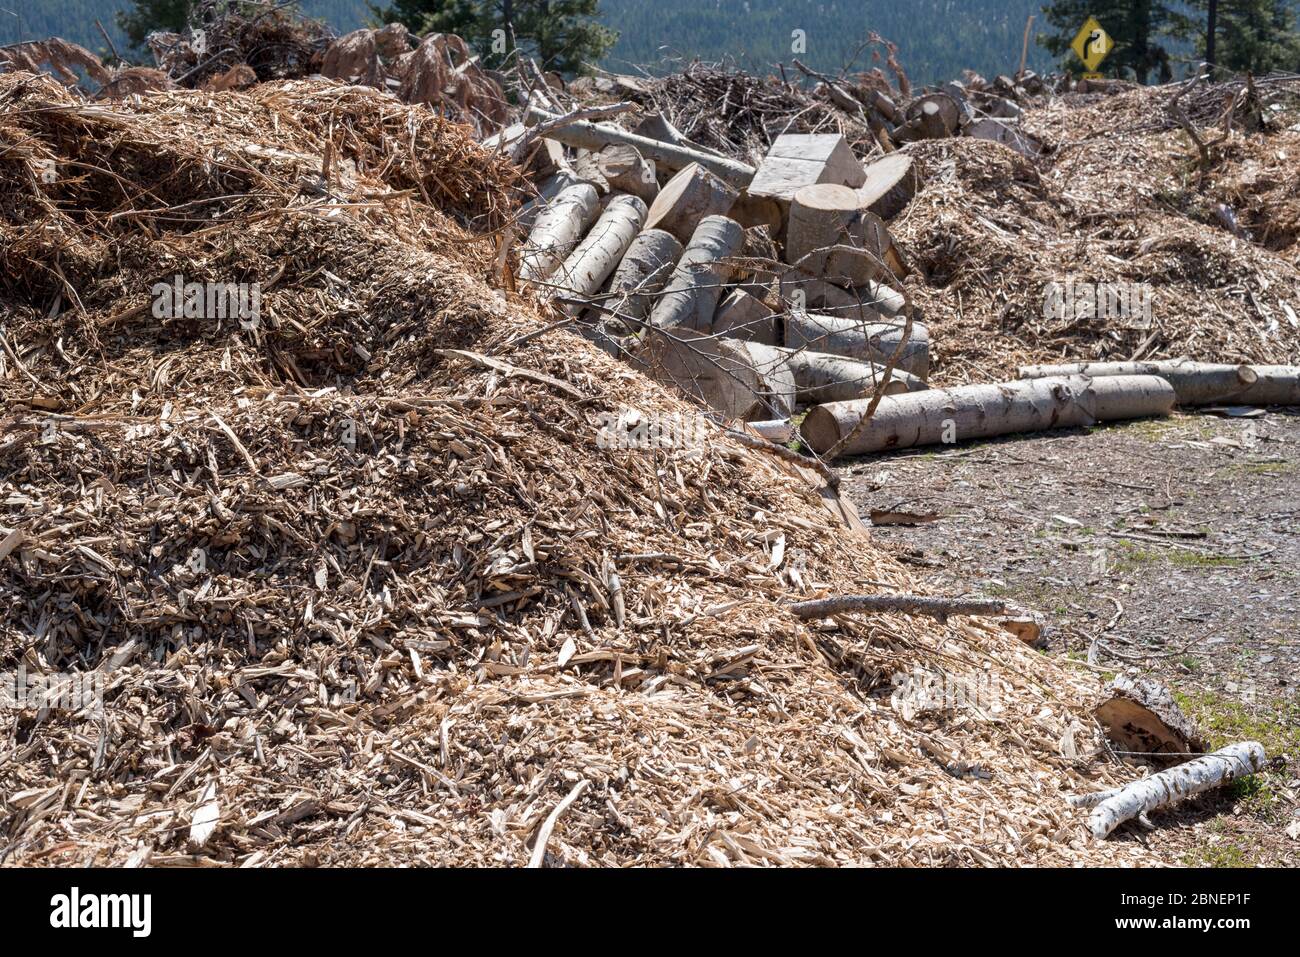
[
  {"xmin": 784, "ymin": 311, "xmax": 930, "ymax": 378},
  {"xmin": 644, "ymin": 163, "xmax": 738, "ymax": 243},
  {"xmin": 517, "ymin": 168, "xmax": 582, "ymax": 231},
  {"xmin": 1069, "ymin": 742, "xmax": 1267, "ymax": 839},
  {"xmin": 777, "ymin": 348, "xmax": 927, "ymax": 404},
  {"xmin": 856, "ymin": 152, "xmax": 922, "ymax": 220},
  {"xmin": 713, "ymin": 288, "xmax": 778, "ymax": 344},
  {"xmin": 551, "ymin": 194, "xmax": 647, "ymax": 313},
  {"xmin": 779, "ymin": 269, "xmax": 906, "ymax": 318},
  {"xmin": 518, "ymin": 182, "xmax": 600, "ymax": 282},
  {"xmin": 801, "ymin": 374, "xmax": 1176, "ymax": 457},
  {"xmin": 525, "ymin": 104, "xmax": 756, "ymax": 187},
  {"xmin": 649, "ymin": 215, "xmax": 744, "ymax": 332},
  {"xmin": 786, "ymin": 184, "xmax": 869, "ymax": 282},
  {"xmin": 575, "ymin": 144, "xmax": 658, "ymax": 202},
  {"xmin": 1018, "ymin": 360, "xmax": 1300, "ymax": 407},
  {"xmin": 599, "ymin": 228, "xmax": 682, "ymax": 324},
  {"xmin": 643, "ymin": 328, "xmax": 795, "ymax": 420}
]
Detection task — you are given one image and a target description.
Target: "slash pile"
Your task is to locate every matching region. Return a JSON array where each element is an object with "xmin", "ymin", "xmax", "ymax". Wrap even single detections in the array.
[{"xmin": 0, "ymin": 68, "xmax": 1162, "ymax": 866}]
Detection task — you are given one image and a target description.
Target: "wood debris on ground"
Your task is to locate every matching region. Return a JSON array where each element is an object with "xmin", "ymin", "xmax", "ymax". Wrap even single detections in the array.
[{"xmin": 2, "ymin": 3, "xmax": 1293, "ymax": 866}]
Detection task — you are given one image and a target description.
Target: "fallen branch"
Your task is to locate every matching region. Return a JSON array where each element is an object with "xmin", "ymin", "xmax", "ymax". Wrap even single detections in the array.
[
  {"xmin": 1067, "ymin": 742, "xmax": 1267, "ymax": 839},
  {"xmin": 524, "ymin": 104, "xmax": 756, "ymax": 187},
  {"xmin": 790, "ymin": 594, "xmax": 1007, "ymax": 621},
  {"xmin": 508, "ymin": 101, "xmax": 636, "ymax": 164}
]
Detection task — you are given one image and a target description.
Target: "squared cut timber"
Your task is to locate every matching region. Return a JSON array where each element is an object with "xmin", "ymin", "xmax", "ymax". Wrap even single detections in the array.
[{"xmin": 748, "ymin": 133, "xmax": 866, "ymax": 204}]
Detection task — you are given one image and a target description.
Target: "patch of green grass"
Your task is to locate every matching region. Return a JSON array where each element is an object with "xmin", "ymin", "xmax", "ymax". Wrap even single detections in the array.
[
  {"xmin": 1175, "ymin": 689, "xmax": 1300, "ymax": 758},
  {"xmin": 1212, "ymin": 460, "xmax": 1294, "ymax": 480},
  {"xmin": 1167, "ymin": 550, "xmax": 1243, "ymax": 570},
  {"xmin": 1177, "ymin": 689, "xmax": 1295, "ymax": 867},
  {"xmin": 1183, "ymin": 839, "xmax": 1250, "ymax": 868},
  {"xmin": 1108, "ymin": 540, "xmax": 1243, "ymax": 572},
  {"xmin": 1118, "ymin": 416, "xmax": 1186, "ymax": 442}
]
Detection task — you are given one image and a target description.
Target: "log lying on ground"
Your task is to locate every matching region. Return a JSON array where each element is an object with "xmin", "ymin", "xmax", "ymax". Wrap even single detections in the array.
[
  {"xmin": 644, "ymin": 163, "xmax": 738, "ymax": 243},
  {"xmin": 524, "ymin": 104, "xmax": 755, "ymax": 188},
  {"xmin": 599, "ymin": 228, "xmax": 682, "ymax": 325},
  {"xmin": 894, "ymin": 94, "xmax": 960, "ymax": 142},
  {"xmin": 552, "ymin": 194, "xmax": 648, "ymax": 313},
  {"xmin": 801, "ymin": 374, "xmax": 1177, "ymax": 457},
  {"xmin": 777, "ymin": 348, "xmax": 927, "ymax": 404},
  {"xmin": 575, "ymin": 144, "xmax": 658, "ymax": 203},
  {"xmin": 1095, "ymin": 675, "xmax": 1206, "ymax": 763},
  {"xmin": 791, "ymin": 594, "xmax": 1007, "ymax": 621},
  {"xmin": 784, "ymin": 312, "xmax": 929, "ymax": 378},
  {"xmin": 649, "ymin": 215, "xmax": 744, "ymax": 332},
  {"xmin": 1018, "ymin": 360, "xmax": 1300, "ymax": 407},
  {"xmin": 642, "ymin": 327, "xmax": 795, "ymax": 420},
  {"xmin": 518, "ymin": 182, "xmax": 600, "ymax": 282},
  {"xmin": 856, "ymin": 152, "xmax": 922, "ymax": 220},
  {"xmin": 1068, "ymin": 742, "xmax": 1267, "ymax": 839},
  {"xmin": 517, "ymin": 168, "xmax": 582, "ymax": 231},
  {"xmin": 712, "ymin": 288, "xmax": 777, "ymax": 345}
]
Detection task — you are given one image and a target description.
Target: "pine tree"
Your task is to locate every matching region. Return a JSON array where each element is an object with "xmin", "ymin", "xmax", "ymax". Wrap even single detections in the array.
[
  {"xmin": 1038, "ymin": 0, "xmax": 1174, "ymax": 82},
  {"xmin": 1171, "ymin": 0, "xmax": 1300, "ymax": 74},
  {"xmin": 372, "ymin": 0, "xmax": 617, "ymax": 75},
  {"xmin": 117, "ymin": 0, "xmax": 194, "ymax": 48}
]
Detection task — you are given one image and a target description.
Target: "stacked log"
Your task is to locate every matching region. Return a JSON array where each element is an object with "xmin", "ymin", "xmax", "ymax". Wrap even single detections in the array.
[
  {"xmin": 784, "ymin": 312, "xmax": 930, "ymax": 378},
  {"xmin": 856, "ymin": 153, "xmax": 922, "ymax": 221},
  {"xmin": 552, "ymin": 194, "xmax": 648, "ymax": 313},
  {"xmin": 644, "ymin": 163, "xmax": 738, "ymax": 243},
  {"xmin": 574, "ymin": 144, "xmax": 659, "ymax": 203},
  {"xmin": 649, "ymin": 215, "xmax": 744, "ymax": 332},
  {"xmin": 643, "ymin": 329, "xmax": 795, "ymax": 421},
  {"xmin": 599, "ymin": 229, "xmax": 683, "ymax": 326},
  {"xmin": 713, "ymin": 288, "xmax": 777, "ymax": 345},
  {"xmin": 518, "ymin": 182, "xmax": 600, "ymax": 281},
  {"xmin": 777, "ymin": 348, "xmax": 928, "ymax": 404}
]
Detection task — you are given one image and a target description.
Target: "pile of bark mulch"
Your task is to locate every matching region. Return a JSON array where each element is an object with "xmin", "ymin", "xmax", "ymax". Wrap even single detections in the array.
[{"xmin": 0, "ymin": 69, "xmax": 1157, "ymax": 866}]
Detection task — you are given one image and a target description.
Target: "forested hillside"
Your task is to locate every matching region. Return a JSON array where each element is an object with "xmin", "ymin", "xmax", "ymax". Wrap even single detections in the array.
[
  {"xmin": 1, "ymin": 0, "xmax": 1197, "ymax": 85},
  {"xmin": 0, "ymin": 1, "xmax": 367, "ymax": 55},
  {"xmin": 600, "ymin": 0, "xmax": 1057, "ymax": 82}
]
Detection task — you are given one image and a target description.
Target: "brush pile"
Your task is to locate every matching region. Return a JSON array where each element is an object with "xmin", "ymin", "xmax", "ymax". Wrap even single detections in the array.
[
  {"xmin": 0, "ymin": 61, "xmax": 1168, "ymax": 867},
  {"xmin": 512, "ymin": 57, "xmax": 1300, "ymax": 460}
]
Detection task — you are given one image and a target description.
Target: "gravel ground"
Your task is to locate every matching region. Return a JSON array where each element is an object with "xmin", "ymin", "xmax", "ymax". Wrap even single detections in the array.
[{"xmin": 842, "ymin": 409, "xmax": 1300, "ymax": 865}]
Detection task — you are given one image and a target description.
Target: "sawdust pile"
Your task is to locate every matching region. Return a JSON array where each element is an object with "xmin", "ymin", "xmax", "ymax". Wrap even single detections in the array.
[
  {"xmin": 895, "ymin": 83, "xmax": 1300, "ymax": 384},
  {"xmin": 1, "ymin": 71, "xmax": 1157, "ymax": 867}
]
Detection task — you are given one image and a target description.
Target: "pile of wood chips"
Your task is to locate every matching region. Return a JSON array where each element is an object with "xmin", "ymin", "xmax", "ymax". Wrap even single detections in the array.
[
  {"xmin": 0, "ymin": 68, "xmax": 1166, "ymax": 866},
  {"xmin": 894, "ymin": 82, "xmax": 1300, "ymax": 385}
]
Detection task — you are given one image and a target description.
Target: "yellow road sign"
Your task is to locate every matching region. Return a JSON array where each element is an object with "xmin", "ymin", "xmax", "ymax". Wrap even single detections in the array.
[{"xmin": 1071, "ymin": 17, "xmax": 1114, "ymax": 72}]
